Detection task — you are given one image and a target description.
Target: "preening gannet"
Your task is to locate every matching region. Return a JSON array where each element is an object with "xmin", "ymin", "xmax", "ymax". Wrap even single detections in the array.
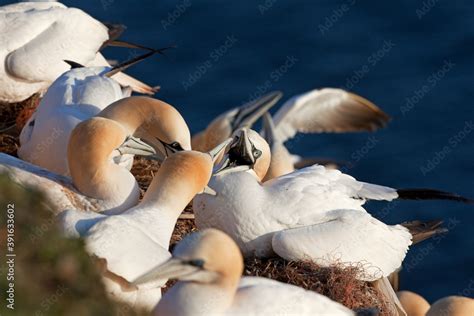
[
  {"xmin": 1, "ymin": 111, "xmax": 186, "ymax": 215},
  {"xmin": 261, "ymin": 88, "xmax": 390, "ymax": 180},
  {"xmin": 0, "ymin": 1, "xmax": 156, "ymax": 103},
  {"xmin": 133, "ymin": 229, "xmax": 357, "ymax": 316},
  {"xmin": 59, "ymin": 142, "xmax": 231, "ymax": 310},
  {"xmin": 193, "ymin": 129, "xmax": 465, "ymax": 279},
  {"xmin": 191, "ymin": 91, "xmax": 282, "ymax": 152}
]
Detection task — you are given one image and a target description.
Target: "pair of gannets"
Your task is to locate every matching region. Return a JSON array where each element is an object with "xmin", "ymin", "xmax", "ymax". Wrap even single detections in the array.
[
  {"xmin": 194, "ymin": 128, "xmax": 470, "ymax": 280},
  {"xmin": 192, "ymin": 88, "xmax": 390, "ymax": 179},
  {"xmin": 18, "ymin": 49, "xmax": 167, "ymax": 175},
  {"xmin": 133, "ymin": 228, "xmax": 360, "ymax": 316},
  {"xmin": 0, "ymin": 2, "xmax": 155, "ymax": 103},
  {"xmin": 398, "ymin": 291, "xmax": 474, "ymax": 316},
  {"xmin": 1, "ymin": 97, "xmax": 190, "ymax": 214},
  {"xmin": 59, "ymin": 142, "xmax": 230, "ymax": 310}
]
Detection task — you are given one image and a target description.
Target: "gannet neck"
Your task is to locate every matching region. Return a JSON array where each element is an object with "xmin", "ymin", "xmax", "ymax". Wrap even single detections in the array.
[
  {"xmin": 202, "ymin": 111, "xmax": 234, "ymax": 151},
  {"xmin": 68, "ymin": 117, "xmax": 139, "ymax": 212},
  {"xmin": 263, "ymin": 142, "xmax": 294, "ymax": 181},
  {"xmin": 243, "ymin": 129, "xmax": 271, "ymax": 181},
  {"xmin": 99, "ymin": 96, "xmax": 191, "ymax": 150},
  {"xmin": 127, "ymin": 151, "xmax": 213, "ymax": 243}
]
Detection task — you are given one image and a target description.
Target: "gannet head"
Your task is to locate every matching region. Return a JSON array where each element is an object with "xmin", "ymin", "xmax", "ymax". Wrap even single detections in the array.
[
  {"xmin": 427, "ymin": 296, "xmax": 474, "ymax": 316},
  {"xmin": 99, "ymin": 96, "xmax": 191, "ymax": 160},
  {"xmin": 200, "ymin": 91, "xmax": 282, "ymax": 152},
  {"xmin": 397, "ymin": 291, "xmax": 430, "ymax": 316},
  {"xmin": 214, "ymin": 128, "xmax": 271, "ymax": 181},
  {"xmin": 133, "ymin": 229, "xmax": 243, "ymax": 288},
  {"xmin": 68, "ymin": 117, "xmax": 143, "ymax": 207}
]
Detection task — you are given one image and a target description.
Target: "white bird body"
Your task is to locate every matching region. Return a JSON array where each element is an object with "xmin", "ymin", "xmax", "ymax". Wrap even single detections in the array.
[
  {"xmin": 195, "ymin": 164, "xmax": 399, "ymax": 261},
  {"xmin": 59, "ymin": 149, "xmax": 221, "ymax": 311},
  {"xmin": 134, "ymin": 229, "xmax": 354, "ymax": 316},
  {"xmin": 18, "ymin": 67, "xmax": 132, "ymax": 175},
  {"xmin": 0, "ymin": 152, "xmax": 112, "ymax": 213},
  {"xmin": 159, "ymin": 275, "xmax": 354, "ymax": 316},
  {"xmin": 194, "ymin": 129, "xmax": 422, "ymax": 281},
  {"xmin": 0, "ymin": 2, "xmax": 153, "ymax": 103}
]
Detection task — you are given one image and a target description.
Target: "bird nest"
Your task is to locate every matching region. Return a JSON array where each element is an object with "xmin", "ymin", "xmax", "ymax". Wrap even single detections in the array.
[{"xmin": 0, "ymin": 97, "xmax": 392, "ymax": 315}]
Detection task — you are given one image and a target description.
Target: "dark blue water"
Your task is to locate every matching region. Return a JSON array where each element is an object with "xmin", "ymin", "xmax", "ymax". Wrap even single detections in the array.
[{"xmin": 7, "ymin": 0, "xmax": 474, "ymax": 302}]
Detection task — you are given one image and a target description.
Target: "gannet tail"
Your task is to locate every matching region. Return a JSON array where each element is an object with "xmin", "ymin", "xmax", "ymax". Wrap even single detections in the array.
[
  {"xmin": 396, "ymin": 188, "xmax": 474, "ymax": 204},
  {"xmin": 401, "ymin": 220, "xmax": 448, "ymax": 244}
]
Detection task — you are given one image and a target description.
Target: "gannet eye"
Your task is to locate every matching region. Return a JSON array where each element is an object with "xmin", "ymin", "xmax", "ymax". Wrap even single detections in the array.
[
  {"xmin": 186, "ymin": 259, "xmax": 205, "ymax": 268},
  {"xmin": 253, "ymin": 149, "xmax": 262, "ymax": 158},
  {"xmin": 170, "ymin": 142, "xmax": 184, "ymax": 151}
]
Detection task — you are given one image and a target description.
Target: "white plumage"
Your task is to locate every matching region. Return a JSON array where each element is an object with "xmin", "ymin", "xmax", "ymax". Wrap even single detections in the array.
[
  {"xmin": 0, "ymin": 2, "xmax": 153, "ymax": 103},
  {"xmin": 194, "ymin": 129, "xmax": 413, "ymax": 280},
  {"xmin": 18, "ymin": 66, "xmax": 132, "ymax": 175}
]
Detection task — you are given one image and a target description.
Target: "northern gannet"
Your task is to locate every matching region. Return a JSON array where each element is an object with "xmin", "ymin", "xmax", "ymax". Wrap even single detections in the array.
[
  {"xmin": 426, "ymin": 296, "xmax": 474, "ymax": 316},
  {"xmin": 1, "ymin": 111, "xmax": 186, "ymax": 215},
  {"xmin": 18, "ymin": 61, "xmax": 188, "ymax": 175},
  {"xmin": 0, "ymin": 2, "xmax": 156, "ymax": 103},
  {"xmin": 59, "ymin": 143, "xmax": 231, "ymax": 310},
  {"xmin": 133, "ymin": 228, "xmax": 357, "ymax": 316},
  {"xmin": 397, "ymin": 291, "xmax": 430, "ymax": 316},
  {"xmin": 193, "ymin": 129, "xmax": 465, "ymax": 277},
  {"xmin": 261, "ymin": 88, "xmax": 390, "ymax": 180}
]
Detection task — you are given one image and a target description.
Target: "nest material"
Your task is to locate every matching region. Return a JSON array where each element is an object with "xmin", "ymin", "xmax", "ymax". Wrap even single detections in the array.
[{"xmin": 0, "ymin": 97, "xmax": 393, "ymax": 315}]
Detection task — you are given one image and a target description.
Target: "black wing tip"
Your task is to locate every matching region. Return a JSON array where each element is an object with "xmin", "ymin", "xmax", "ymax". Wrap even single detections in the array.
[
  {"xmin": 63, "ymin": 60, "xmax": 85, "ymax": 69},
  {"xmin": 397, "ymin": 188, "xmax": 474, "ymax": 204}
]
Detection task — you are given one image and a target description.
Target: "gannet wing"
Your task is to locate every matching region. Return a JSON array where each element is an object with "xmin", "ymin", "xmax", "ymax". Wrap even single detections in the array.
[
  {"xmin": 263, "ymin": 164, "xmax": 398, "ymax": 225},
  {"xmin": 272, "ymin": 88, "xmax": 390, "ymax": 143},
  {"xmin": 0, "ymin": 153, "xmax": 100, "ymax": 214},
  {"xmin": 272, "ymin": 209, "xmax": 412, "ymax": 282},
  {"xmin": 0, "ymin": 2, "xmax": 64, "ymax": 13},
  {"xmin": 229, "ymin": 276, "xmax": 354, "ymax": 315},
  {"xmin": 4, "ymin": 6, "xmax": 108, "ymax": 83},
  {"xmin": 57, "ymin": 209, "xmax": 107, "ymax": 238}
]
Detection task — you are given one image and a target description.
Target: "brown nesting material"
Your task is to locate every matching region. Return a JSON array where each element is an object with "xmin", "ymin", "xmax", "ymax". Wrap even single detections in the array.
[
  {"xmin": 0, "ymin": 93, "xmax": 40, "ymax": 134},
  {"xmin": 0, "ymin": 133, "xmax": 19, "ymax": 156}
]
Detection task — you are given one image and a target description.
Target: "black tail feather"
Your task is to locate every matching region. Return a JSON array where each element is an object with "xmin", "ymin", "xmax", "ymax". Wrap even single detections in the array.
[{"xmin": 397, "ymin": 188, "xmax": 474, "ymax": 204}]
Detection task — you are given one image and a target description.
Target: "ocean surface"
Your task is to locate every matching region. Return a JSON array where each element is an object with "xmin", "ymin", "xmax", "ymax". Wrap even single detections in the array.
[{"xmin": 5, "ymin": 0, "xmax": 474, "ymax": 301}]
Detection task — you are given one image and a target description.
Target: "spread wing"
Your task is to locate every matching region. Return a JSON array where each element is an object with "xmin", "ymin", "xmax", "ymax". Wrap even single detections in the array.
[{"xmin": 273, "ymin": 88, "xmax": 390, "ymax": 143}]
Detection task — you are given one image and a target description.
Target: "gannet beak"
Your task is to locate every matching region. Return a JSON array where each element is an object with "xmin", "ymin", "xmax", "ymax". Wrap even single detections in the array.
[
  {"xmin": 230, "ymin": 128, "xmax": 255, "ymax": 164},
  {"xmin": 132, "ymin": 258, "xmax": 202, "ymax": 286},
  {"xmin": 208, "ymin": 138, "xmax": 233, "ymax": 163},
  {"xmin": 103, "ymin": 46, "xmax": 174, "ymax": 78},
  {"xmin": 116, "ymin": 135, "xmax": 162, "ymax": 159},
  {"xmin": 212, "ymin": 129, "xmax": 254, "ymax": 176},
  {"xmin": 231, "ymin": 91, "xmax": 282, "ymax": 131},
  {"xmin": 199, "ymin": 138, "xmax": 233, "ymax": 196},
  {"xmin": 261, "ymin": 112, "xmax": 276, "ymax": 146}
]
